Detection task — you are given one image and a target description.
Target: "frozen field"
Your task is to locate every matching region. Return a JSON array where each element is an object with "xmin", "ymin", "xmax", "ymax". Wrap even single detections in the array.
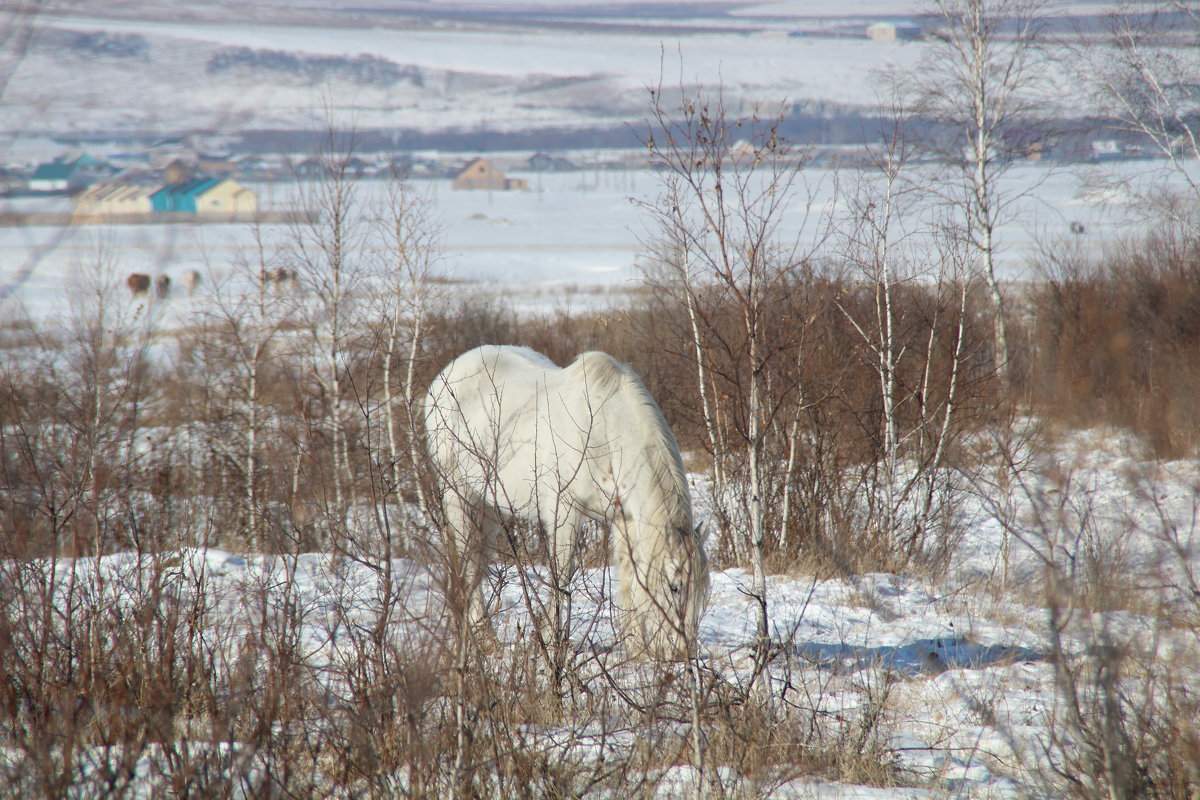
[
  {"xmin": 3, "ymin": 164, "xmax": 1198, "ymax": 798},
  {"xmin": 5, "ymin": 0, "xmax": 1120, "ymax": 137},
  {"xmin": 4, "ymin": 4, "xmax": 1199, "ymax": 794},
  {"xmin": 0, "ymin": 159, "xmax": 1185, "ymax": 323},
  {"xmin": 14, "ymin": 5, "xmax": 921, "ymax": 134}
]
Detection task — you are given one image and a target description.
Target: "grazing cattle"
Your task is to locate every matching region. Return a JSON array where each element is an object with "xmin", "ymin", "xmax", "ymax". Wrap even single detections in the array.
[
  {"xmin": 425, "ymin": 345, "xmax": 710, "ymax": 661},
  {"xmin": 181, "ymin": 269, "xmax": 201, "ymax": 295},
  {"xmin": 155, "ymin": 274, "xmax": 171, "ymax": 299},
  {"xmin": 261, "ymin": 267, "xmax": 297, "ymax": 290},
  {"xmin": 126, "ymin": 273, "xmax": 151, "ymax": 296}
]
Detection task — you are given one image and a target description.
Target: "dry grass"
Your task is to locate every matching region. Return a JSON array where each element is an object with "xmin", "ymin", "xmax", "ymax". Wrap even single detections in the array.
[{"xmin": 1030, "ymin": 225, "xmax": 1200, "ymax": 458}]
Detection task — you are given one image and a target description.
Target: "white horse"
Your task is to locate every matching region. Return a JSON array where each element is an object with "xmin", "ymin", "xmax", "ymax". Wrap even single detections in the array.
[{"xmin": 424, "ymin": 345, "xmax": 709, "ymax": 660}]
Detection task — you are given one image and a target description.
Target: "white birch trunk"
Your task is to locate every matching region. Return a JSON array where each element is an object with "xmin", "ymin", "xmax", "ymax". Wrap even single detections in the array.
[
  {"xmin": 685, "ymin": 284, "xmax": 733, "ymax": 560},
  {"xmin": 247, "ymin": 358, "xmax": 259, "ymax": 550},
  {"xmin": 403, "ymin": 307, "xmax": 429, "ymax": 517},
  {"xmin": 746, "ymin": 299, "xmax": 771, "ymax": 703},
  {"xmin": 384, "ymin": 323, "xmax": 401, "ymax": 495},
  {"xmin": 875, "ymin": 173, "xmax": 899, "ymax": 542}
]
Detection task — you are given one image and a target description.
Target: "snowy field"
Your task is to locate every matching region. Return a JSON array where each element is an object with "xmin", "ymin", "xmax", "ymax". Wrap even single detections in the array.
[
  {"xmin": 11, "ymin": 9, "xmax": 921, "ymax": 133},
  {"xmin": 4, "ymin": 2, "xmax": 1200, "ymax": 796},
  {"xmin": 4, "ymin": 0, "xmax": 1116, "ymax": 136},
  {"xmin": 0, "ymin": 159, "xmax": 1187, "ymax": 324}
]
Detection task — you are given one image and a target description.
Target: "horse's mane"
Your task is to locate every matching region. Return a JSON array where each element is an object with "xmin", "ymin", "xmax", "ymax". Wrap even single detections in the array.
[{"xmin": 569, "ymin": 352, "xmax": 693, "ymax": 532}]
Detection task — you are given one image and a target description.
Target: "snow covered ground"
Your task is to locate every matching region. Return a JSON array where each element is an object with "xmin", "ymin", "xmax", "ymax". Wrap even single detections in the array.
[
  {"xmin": 9, "ymin": 426, "xmax": 1198, "ymax": 797},
  {"xmin": 3, "ymin": 161, "xmax": 1198, "ymax": 794},
  {"xmin": 7, "ymin": 8, "xmax": 916, "ymax": 134},
  {"xmin": 3, "ymin": 5, "xmax": 1199, "ymax": 794},
  {"xmin": 5, "ymin": 0, "xmax": 1123, "ymax": 136}
]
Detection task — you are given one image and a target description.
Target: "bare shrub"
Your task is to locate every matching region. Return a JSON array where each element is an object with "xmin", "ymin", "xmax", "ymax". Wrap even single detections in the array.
[
  {"xmin": 975, "ymin": 437, "xmax": 1200, "ymax": 800},
  {"xmin": 901, "ymin": 0, "xmax": 1053, "ymax": 387},
  {"xmin": 1030, "ymin": 223, "xmax": 1200, "ymax": 456},
  {"xmin": 0, "ymin": 237, "xmax": 936, "ymax": 800}
]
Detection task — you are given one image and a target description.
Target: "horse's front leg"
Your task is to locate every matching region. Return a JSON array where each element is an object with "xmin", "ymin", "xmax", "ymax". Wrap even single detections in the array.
[{"xmin": 546, "ymin": 520, "xmax": 579, "ymax": 675}]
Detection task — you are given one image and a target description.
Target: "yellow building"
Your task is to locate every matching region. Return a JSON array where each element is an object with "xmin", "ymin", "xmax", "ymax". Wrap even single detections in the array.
[
  {"xmin": 73, "ymin": 183, "xmax": 156, "ymax": 220},
  {"xmin": 74, "ymin": 178, "xmax": 258, "ymax": 221},
  {"xmin": 866, "ymin": 21, "xmax": 921, "ymax": 41},
  {"xmin": 451, "ymin": 157, "xmax": 528, "ymax": 191},
  {"xmin": 194, "ymin": 178, "xmax": 258, "ymax": 216},
  {"xmin": 150, "ymin": 177, "xmax": 258, "ymax": 217}
]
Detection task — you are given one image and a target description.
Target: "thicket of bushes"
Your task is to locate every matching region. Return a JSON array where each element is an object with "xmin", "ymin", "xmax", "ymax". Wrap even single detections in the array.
[{"xmin": 1029, "ymin": 227, "xmax": 1200, "ymax": 457}]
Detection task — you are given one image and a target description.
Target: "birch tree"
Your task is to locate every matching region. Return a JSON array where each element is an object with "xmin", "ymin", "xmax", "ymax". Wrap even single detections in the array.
[
  {"xmin": 377, "ymin": 179, "xmax": 441, "ymax": 541},
  {"xmin": 202, "ymin": 226, "xmax": 293, "ymax": 550},
  {"xmin": 1081, "ymin": 1, "xmax": 1200, "ymax": 234},
  {"xmin": 638, "ymin": 84, "xmax": 824, "ymax": 696},
  {"xmin": 288, "ymin": 132, "xmax": 371, "ymax": 541},
  {"xmin": 838, "ymin": 117, "xmax": 975, "ymax": 563},
  {"xmin": 56, "ymin": 246, "xmax": 159, "ymax": 558},
  {"xmin": 905, "ymin": 0, "xmax": 1049, "ymax": 385}
]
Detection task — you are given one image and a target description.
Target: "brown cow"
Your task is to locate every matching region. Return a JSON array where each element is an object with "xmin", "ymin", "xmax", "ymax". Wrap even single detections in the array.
[
  {"xmin": 261, "ymin": 266, "xmax": 298, "ymax": 290},
  {"xmin": 127, "ymin": 273, "xmax": 151, "ymax": 295}
]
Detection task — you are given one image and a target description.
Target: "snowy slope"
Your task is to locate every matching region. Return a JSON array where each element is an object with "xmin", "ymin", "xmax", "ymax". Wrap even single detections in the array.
[{"xmin": 2, "ymin": 2, "xmax": 922, "ymax": 136}]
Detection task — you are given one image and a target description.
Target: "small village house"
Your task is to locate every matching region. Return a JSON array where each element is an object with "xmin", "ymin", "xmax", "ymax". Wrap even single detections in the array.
[
  {"xmin": 162, "ymin": 158, "xmax": 196, "ymax": 184},
  {"xmin": 1091, "ymin": 140, "xmax": 1122, "ymax": 161},
  {"xmin": 451, "ymin": 157, "xmax": 528, "ymax": 191},
  {"xmin": 527, "ymin": 153, "xmax": 576, "ymax": 172},
  {"xmin": 73, "ymin": 183, "xmax": 157, "ymax": 220},
  {"xmin": 193, "ymin": 178, "xmax": 257, "ymax": 216},
  {"xmin": 234, "ymin": 155, "xmax": 275, "ymax": 179},
  {"xmin": 197, "ymin": 155, "xmax": 240, "ymax": 178},
  {"xmin": 28, "ymin": 154, "xmax": 113, "ymax": 193},
  {"xmin": 293, "ymin": 157, "xmax": 326, "ymax": 180},
  {"xmin": 150, "ymin": 177, "xmax": 257, "ymax": 216},
  {"xmin": 29, "ymin": 161, "xmax": 74, "ymax": 192},
  {"xmin": 865, "ymin": 21, "xmax": 922, "ymax": 41},
  {"xmin": 71, "ymin": 177, "xmax": 258, "ymax": 221}
]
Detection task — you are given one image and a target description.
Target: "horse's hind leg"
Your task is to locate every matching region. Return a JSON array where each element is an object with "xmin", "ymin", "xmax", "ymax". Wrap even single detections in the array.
[{"xmin": 545, "ymin": 521, "xmax": 580, "ymax": 683}]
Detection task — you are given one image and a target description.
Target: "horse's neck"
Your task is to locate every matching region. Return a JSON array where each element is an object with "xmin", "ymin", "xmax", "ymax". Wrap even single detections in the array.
[
  {"xmin": 566, "ymin": 355, "xmax": 690, "ymax": 530},
  {"xmin": 608, "ymin": 414, "xmax": 689, "ymax": 532}
]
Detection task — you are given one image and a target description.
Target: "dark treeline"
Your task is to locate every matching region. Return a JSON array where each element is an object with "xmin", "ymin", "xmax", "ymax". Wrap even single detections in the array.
[{"xmin": 42, "ymin": 110, "xmax": 1168, "ymax": 163}]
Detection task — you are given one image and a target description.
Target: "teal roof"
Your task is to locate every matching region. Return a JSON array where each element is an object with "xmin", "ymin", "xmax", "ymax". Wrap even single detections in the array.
[
  {"xmin": 152, "ymin": 177, "xmax": 220, "ymax": 200},
  {"xmin": 32, "ymin": 161, "xmax": 75, "ymax": 180},
  {"xmin": 150, "ymin": 177, "xmax": 222, "ymax": 212}
]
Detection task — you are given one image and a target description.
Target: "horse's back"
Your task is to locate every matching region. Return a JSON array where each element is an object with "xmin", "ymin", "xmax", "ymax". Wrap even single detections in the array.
[
  {"xmin": 426, "ymin": 346, "xmax": 556, "ymax": 424},
  {"xmin": 425, "ymin": 346, "xmax": 560, "ymax": 493},
  {"xmin": 434, "ymin": 346, "xmax": 556, "ymax": 396},
  {"xmin": 562, "ymin": 350, "xmax": 629, "ymax": 395},
  {"xmin": 425, "ymin": 346, "xmax": 627, "ymax": 514}
]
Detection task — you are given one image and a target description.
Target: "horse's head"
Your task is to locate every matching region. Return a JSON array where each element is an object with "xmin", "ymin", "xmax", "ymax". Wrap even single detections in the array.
[{"xmin": 621, "ymin": 520, "xmax": 710, "ymax": 661}]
